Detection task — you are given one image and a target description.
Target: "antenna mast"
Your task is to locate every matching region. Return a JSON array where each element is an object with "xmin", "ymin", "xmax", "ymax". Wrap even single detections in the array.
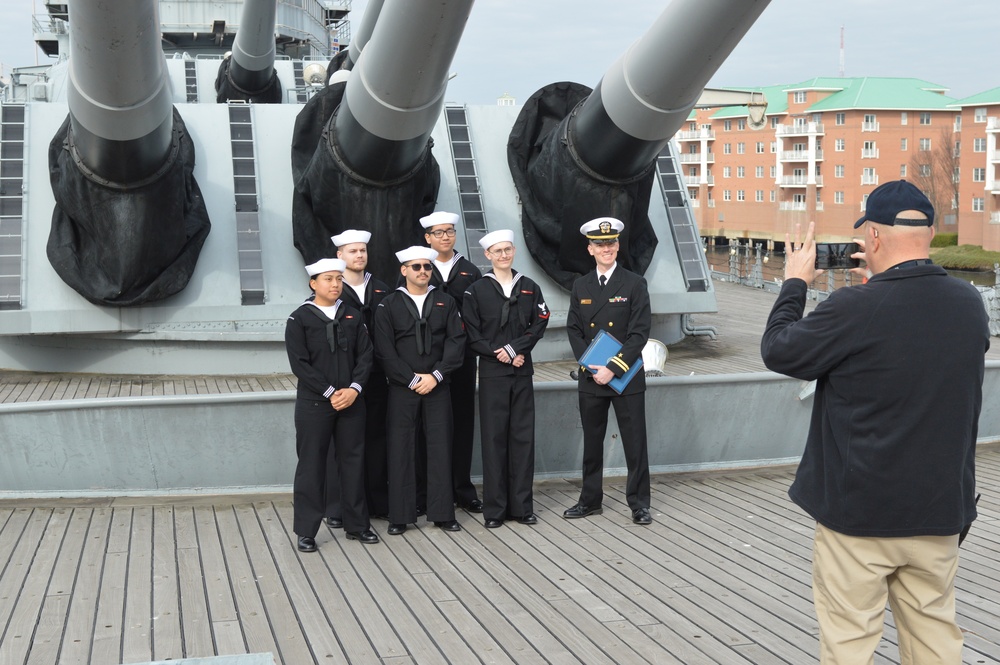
[{"xmin": 839, "ymin": 25, "xmax": 845, "ymax": 77}]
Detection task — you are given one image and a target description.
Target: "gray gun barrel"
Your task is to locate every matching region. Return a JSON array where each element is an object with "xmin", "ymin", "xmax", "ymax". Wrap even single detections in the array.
[
  {"xmin": 228, "ymin": 0, "xmax": 278, "ymax": 93},
  {"xmin": 334, "ymin": 0, "xmax": 473, "ymax": 181},
  {"xmin": 346, "ymin": 0, "xmax": 386, "ymax": 68},
  {"xmin": 66, "ymin": 0, "xmax": 174, "ymax": 184},
  {"xmin": 570, "ymin": 0, "xmax": 771, "ymax": 181}
]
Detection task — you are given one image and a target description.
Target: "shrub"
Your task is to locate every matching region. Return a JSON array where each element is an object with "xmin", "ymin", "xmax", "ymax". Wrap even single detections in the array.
[
  {"xmin": 930, "ymin": 233, "xmax": 958, "ymax": 248},
  {"xmin": 930, "ymin": 244, "xmax": 1000, "ymax": 270}
]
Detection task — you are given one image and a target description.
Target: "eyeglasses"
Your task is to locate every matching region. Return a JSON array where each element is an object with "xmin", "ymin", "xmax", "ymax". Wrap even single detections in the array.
[
  {"xmin": 428, "ymin": 228, "xmax": 457, "ymax": 238},
  {"xmin": 488, "ymin": 246, "xmax": 514, "ymax": 257},
  {"xmin": 408, "ymin": 263, "xmax": 434, "ymax": 272}
]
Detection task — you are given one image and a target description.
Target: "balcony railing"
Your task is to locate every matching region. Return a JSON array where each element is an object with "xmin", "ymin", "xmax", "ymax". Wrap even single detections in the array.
[
  {"xmin": 991, "ymin": 211, "xmax": 1000, "ymax": 224},
  {"xmin": 778, "ymin": 176, "xmax": 823, "ymax": 187},
  {"xmin": 779, "ymin": 201, "xmax": 807, "ymax": 211},
  {"xmin": 689, "ymin": 199, "xmax": 700, "ymax": 208},
  {"xmin": 986, "ymin": 117, "xmax": 1000, "ymax": 131},
  {"xmin": 862, "ymin": 148, "xmax": 879, "ymax": 159},
  {"xmin": 780, "ymin": 150, "xmax": 810, "ymax": 161},
  {"xmin": 677, "ymin": 152, "xmax": 714, "ymax": 163},
  {"xmin": 862, "ymin": 121, "xmax": 879, "ymax": 132},
  {"xmin": 707, "ymin": 200, "xmax": 716, "ymax": 208},
  {"xmin": 675, "ymin": 128, "xmax": 715, "ymax": 141},
  {"xmin": 861, "ymin": 174, "xmax": 879, "ymax": 186},
  {"xmin": 776, "ymin": 123, "xmax": 824, "ymax": 136},
  {"xmin": 684, "ymin": 175, "xmax": 714, "ymax": 186}
]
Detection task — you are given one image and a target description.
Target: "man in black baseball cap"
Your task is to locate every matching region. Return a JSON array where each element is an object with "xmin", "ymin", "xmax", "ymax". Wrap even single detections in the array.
[{"xmin": 853, "ymin": 179, "xmax": 935, "ymax": 228}]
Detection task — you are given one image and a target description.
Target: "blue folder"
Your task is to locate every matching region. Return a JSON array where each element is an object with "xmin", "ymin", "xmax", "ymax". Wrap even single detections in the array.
[{"xmin": 578, "ymin": 329, "xmax": 643, "ymax": 394}]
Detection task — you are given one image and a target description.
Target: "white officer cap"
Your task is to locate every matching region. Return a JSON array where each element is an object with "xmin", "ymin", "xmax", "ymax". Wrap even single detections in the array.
[
  {"xmin": 305, "ymin": 258, "xmax": 347, "ymax": 276},
  {"xmin": 419, "ymin": 211, "xmax": 461, "ymax": 229},
  {"xmin": 579, "ymin": 217, "xmax": 624, "ymax": 241},
  {"xmin": 331, "ymin": 229, "xmax": 371, "ymax": 247},
  {"xmin": 394, "ymin": 246, "xmax": 439, "ymax": 264},
  {"xmin": 479, "ymin": 229, "xmax": 515, "ymax": 250}
]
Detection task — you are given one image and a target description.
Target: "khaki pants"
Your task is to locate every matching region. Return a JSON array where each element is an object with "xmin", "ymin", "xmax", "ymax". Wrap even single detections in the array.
[{"xmin": 812, "ymin": 522, "xmax": 963, "ymax": 665}]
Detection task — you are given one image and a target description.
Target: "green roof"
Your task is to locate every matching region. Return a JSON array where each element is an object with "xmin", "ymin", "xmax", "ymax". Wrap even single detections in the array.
[
  {"xmin": 804, "ymin": 77, "xmax": 955, "ymax": 111},
  {"xmin": 948, "ymin": 86, "xmax": 1000, "ymax": 107}
]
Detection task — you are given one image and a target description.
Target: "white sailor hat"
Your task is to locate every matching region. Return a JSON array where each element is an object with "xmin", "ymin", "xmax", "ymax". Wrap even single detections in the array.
[
  {"xmin": 580, "ymin": 217, "xmax": 624, "ymax": 241},
  {"xmin": 479, "ymin": 229, "xmax": 515, "ymax": 250},
  {"xmin": 331, "ymin": 229, "xmax": 372, "ymax": 246},
  {"xmin": 305, "ymin": 258, "xmax": 347, "ymax": 276},
  {"xmin": 395, "ymin": 246, "xmax": 439, "ymax": 264},
  {"xmin": 419, "ymin": 211, "xmax": 461, "ymax": 229}
]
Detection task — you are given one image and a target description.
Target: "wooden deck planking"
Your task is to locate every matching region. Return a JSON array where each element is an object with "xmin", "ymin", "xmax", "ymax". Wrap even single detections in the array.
[{"xmin": 0, "ymin": 448, "xmax": 999, "ymax": 663}]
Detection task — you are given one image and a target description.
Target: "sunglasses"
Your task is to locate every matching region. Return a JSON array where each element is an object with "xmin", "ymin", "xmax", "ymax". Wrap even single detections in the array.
[{"xmin": 408, "ymin": 263, "xmax": 434, "ymax": 272}]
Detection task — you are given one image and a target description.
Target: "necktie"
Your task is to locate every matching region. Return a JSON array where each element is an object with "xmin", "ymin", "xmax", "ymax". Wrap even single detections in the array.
[{"xmin": 599, "ymin": 274, "xmax": 607, "ymax": 289}]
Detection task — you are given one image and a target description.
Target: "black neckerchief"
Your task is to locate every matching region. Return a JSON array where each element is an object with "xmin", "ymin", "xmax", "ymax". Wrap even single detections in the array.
[
  {"xmin": 486, "ymin": 271, "xmax": 523, "ymax": 328},
  {"xmin": 397, "ymin": 286, "xmax": 436, "ymax": 355},
  {"xmin": 305, "ymin": 300, "xmax": 347, "ymax": 352}
]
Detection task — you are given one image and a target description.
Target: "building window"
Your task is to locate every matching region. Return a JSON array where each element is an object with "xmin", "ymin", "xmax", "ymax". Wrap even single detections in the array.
[
  {"xmin": 835, "ymin": 112, "xmax": 845, "ymax": 125},
  {"xmin": 755, "ymin": 166, "xmax": 765, "ymax": 178},
  {"xmin": 862, "ymin": 167, "xmax": 877, "ymax": 185},
  {"xmin": 724, "ymin": 143, "xmax": 732, "ymax": 154},
  {"xmin": 737, "ymin": 142, "xmax": 746, "ymax": 154},
  {"xmin": 723, "ymin": 166, "xmax": 731, "ymax": 178},
  {"xmin": 737, "ymin": 166, "xmax": 745, "ymax": 178},
  {"xmin": 900, "ymin": 164, "xmax": 907, "ymax": 178},
  {"xmin": 954, "ymin": 141, "xmax": 961, "ymax": 157},
  {"xmin": 770, "ymin": 190, "xmax": 776, "ymax": 202},
  {"xmin": 688, "ymin": 167, "xmax": 697, "ymax": 176},
  {"xmin": 755, "ymin": 190, "xmax": 764, "ymax": 202},
  {"xmin": 835, "ymin": 191, "xmax": 844, "ymax": 204},
  {"xmin": 793, "ymin": 91, "xmax": 807, "ymax": 103},
  {"xmin": 723, "ymin": 190, "xmax": 731, "ymax": 201},
  {"xmin": 756, "ymin": 142, "xmax": 765, "ymax": 154},
  {"xmin": 919, "ymin": 164, "xmax": 931, "ymax": 176},
  {"xmin": 975, "ymin": 107, "xmax": 987, "ymax": 123},
  {"xmin": 862, "ymin": 140, "xmax": 877, "ymax": 158},
  {"xmin": 919, "ymin": 112, "xmax": 931, "ymax": 125},
  {"xmin": 901, "ymin": 138, "xmax": 907, "ymax": 151},
  {"xmin": 770, "ymin": 141, "xmax": 777, "ymax": 153},
  {"xmin": 835, "ymin": 165, "xmax": 844, "ymax": 178},
  {"xmin": 724, "ymin": 120, "xmax": 732, "ymax": 131},
  {"xmin": 737, "ymin": 190, "xmax": 745, "ymax": 201},
  {"xmin": 770, "ymin": 116, "xmax": 780, "ymax": 128},
  {"xmin": 900, "ymin": 112, "xmax": 907, "ymax": 125},
  {"xmin": 689, "ymin": 121, "xmax": 697, "ymax": 131},
  {"xmin": 953, "ymin": 167, "xmax": 960, "ymax": 183},
  {"xmin": 738, "ymin": 119, "xmax": 746, "ymax": 130},
  {"xmin": 974, "ymin": 138, "xmax": 986, "ymax": 152},
  {"xmin": 835, "ymin": 138, "xmax": 845, "ymax": 152},
  {"xmin": 954, "ymin": 115, "xmax": 961, "ymax": 131},
  {"xmin": 919, "ymin": 138, "xmax": 932, "ymax": 151},
  {"xmin": 973, "ymin": 197, "xmax": 985, "ymax": 212},
  {"xmin": 974, "ymin": 168, "xmax": 986, "ymax": 182},
  {"xmin": 769, "ymin": 165, "xmax": 776, "ymax": 178}
]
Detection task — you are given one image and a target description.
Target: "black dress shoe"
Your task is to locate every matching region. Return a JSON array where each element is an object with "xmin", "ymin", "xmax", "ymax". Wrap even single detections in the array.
[
  {"xmin": 632, "ymin": 508, "xmax": 653, "ymax": 525},
  {"xmin": 346, "ymin": 529, "xmax": 380, "ymax": 544},
  {"xmin": 387, "ymin": 523, "xmax": 407, "ymax": 535},
  {"xmin": 434, "ymin": 520, "xmax": 462, "ymax": 532},
  {"xmin": 563, "ymin": 503, "xmax": 603, "ymax": 519},
  {"xmin": 416, "ymin": 506, "xmax": 426, "ymax": 517},
  {"xmin": 458, "ymin": 499, "xmax": 484, "ymax": 513},
  {"xmin": 484, "ymin": 518, "xmax": 503, "ymax": 528},
  {"xmin": 517, "ymin": 513, "xmax": 538, "ymax": 525},
  {"xmin": 325, "ymin": 517, "xmax": 343, "ymax": 529},
  {"xmin": 297, "ymin": 536, "xmax": 317, "ymax": 552}
]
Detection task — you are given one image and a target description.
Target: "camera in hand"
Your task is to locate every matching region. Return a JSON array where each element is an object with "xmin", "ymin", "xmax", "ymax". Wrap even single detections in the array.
[{"xmin": 815, "ymin": 242, "xmax": 861, "ymax": 270}]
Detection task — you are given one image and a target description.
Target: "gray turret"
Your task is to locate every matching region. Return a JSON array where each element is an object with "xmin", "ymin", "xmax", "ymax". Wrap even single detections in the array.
[
  {"xmin": 215, "ymin": 0, "xmax": 282, "ymax": 103},
  {"xmin": 48, "ymin": 0, "xmax": 210, "ymax": 306},
  {"xmin": 291, "ymin": 0, "xmax": 474, "ymax": 281},
  {"xmin": 509, "ymin": 0, "xmax": 772, "ymax": 289}
]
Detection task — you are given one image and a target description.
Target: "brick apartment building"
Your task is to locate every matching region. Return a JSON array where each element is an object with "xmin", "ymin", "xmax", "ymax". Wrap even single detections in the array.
[{"xmin": 674, "ymin": 77, "xmax": 1000, "ymax": 251}]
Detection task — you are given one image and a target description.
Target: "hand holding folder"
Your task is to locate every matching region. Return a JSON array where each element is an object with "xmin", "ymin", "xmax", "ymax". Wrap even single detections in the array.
[{"xmin": 578, "ymin": 330, "xmax": 643, "ymax": 394}]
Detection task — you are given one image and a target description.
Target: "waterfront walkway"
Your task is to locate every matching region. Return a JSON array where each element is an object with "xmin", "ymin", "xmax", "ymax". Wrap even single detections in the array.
[{"xmin": 1, "ymin": 446, "xmax": 998, "ymax": 664}]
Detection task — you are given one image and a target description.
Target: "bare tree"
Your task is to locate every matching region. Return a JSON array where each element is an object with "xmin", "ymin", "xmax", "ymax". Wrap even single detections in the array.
[{"xmin": 909, "ymin": 127, "xmax": 959, "ymax": 229}]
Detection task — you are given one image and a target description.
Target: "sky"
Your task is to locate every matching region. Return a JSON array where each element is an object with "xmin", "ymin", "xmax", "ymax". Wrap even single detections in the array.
[{"xmin": 2, "ymin": 0, "xmax": 996, "ymax": 104}]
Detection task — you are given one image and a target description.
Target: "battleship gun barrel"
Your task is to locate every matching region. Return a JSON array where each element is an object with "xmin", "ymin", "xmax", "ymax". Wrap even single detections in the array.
[
  {"xmin": 334, "ymin": 0, "xmax": 473, "ymax": 181},
  {"xmin": 228, "ymin": 0, "xmax": 278, "ymax": 93},
  {"xmin": 570, "ymin": 0, "xmax": 771, "ymax": 180},
  {"xmin": 66, "ymin": 0, "xmax": 174, "ymax": 183},
  {"xmin": 346, "ymin": 0, "xmax": 386, "ymax": 68}
]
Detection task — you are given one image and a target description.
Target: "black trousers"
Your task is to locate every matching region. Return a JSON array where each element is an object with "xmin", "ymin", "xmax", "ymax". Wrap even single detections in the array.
[
  {"xmin": 577, "ymin": 390, "xmax": 650, "ymax": 511},
  {"xmin": 450, "ymin": 353, "xmax": 479, "ymax": 504},
  {"xmin": 386, "ymin": 384, "xmax": 455, "ymax": 524},
  {"xmin": 293, "ymin": 398, "xmax": 368, "ymax": 537},
  {"xmin": 479, "ymin": 374, "xmax": 535, "ymax": 520},
  {"xmin": 324, "ymin": 371, "xmax": 389, "ymax": 518}
]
